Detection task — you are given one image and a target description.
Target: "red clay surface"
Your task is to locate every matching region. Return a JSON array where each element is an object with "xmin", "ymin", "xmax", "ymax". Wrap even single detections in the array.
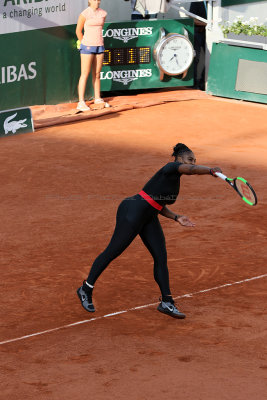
[
  {"xmin": 31, "ymin": 88, "xmax": 209, "ymax": 129},
  {"xmin": 1, "ymin": 94, "xmax": 267, "ymax": 399}
]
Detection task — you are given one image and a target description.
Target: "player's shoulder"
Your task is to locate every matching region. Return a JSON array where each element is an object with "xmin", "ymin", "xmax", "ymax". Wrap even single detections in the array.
[
  {"xmin": 81, "ymin": 7, "xmax": 90, "ymax": 18},
  {"xmin": 162, "ymin": 162, "xmax": 182, "ymax": 174},
  {"xmin": 98, "ymin": 8, "xmax": 107, "ymax": 17}
]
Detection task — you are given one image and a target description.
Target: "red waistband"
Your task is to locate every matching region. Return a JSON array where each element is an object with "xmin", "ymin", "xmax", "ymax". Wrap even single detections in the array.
[{"xmin": 138, "ymin": 190, "xmax": 163, "ymax": 211}]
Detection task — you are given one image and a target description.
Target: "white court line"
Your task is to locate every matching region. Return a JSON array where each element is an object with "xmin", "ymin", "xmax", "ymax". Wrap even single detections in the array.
[{"xmin": 1, "ymin": 273, "xmax": 266, "ymax": 346}]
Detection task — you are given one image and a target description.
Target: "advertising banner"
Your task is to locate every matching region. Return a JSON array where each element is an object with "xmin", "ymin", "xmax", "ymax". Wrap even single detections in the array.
[
  {"xmin": 0, "ymin": 0, "xmax": 84, "ymax": 109},
  {"xmin": 0, "ymin": 0, "xmax": 83, "ymax": 34},
  {"xmin": 0, "ymin": 24, "xmax": 81, "ymax": 110},
  {"xmin": 0, "ymin": 15, "xmax": 193, "ymax": 110},
  {"xmin": 0, "ymin": 107, "xmax": 34, "ymax": 136},
  {"xmin": 100, "ymin": 19, "xmax": 194, "ymax": 91}
]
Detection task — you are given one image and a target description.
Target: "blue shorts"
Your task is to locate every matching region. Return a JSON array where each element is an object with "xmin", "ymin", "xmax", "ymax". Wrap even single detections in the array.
[{"xmin": 80, "ymin": 44, "xmax": 105, "ymax": 54}]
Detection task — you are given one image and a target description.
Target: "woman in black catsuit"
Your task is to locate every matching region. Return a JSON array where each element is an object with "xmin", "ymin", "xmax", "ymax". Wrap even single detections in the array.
[{"xmin": 77, "ymin": 143, "xmax": 222, "ymax": 319}]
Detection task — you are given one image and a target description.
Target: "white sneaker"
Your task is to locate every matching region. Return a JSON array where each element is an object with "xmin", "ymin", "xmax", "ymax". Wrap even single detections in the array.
[
  {"xmin": 94, "ymin": 98, "xmax": 110, "ymax": 108},
  {"xmin": 77, "ymin": 101, "xmax": 90, "ymax": 112}
]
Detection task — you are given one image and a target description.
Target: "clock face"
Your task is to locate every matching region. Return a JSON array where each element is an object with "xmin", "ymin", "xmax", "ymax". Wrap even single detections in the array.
[{"xmin": 158, "ymin": 35, "xmax": 194, "ymax": 75}]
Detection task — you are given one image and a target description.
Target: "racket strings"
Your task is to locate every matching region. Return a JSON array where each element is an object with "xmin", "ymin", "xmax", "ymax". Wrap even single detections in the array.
[{"xmin": 235, "ymin": 178, "xmax": 257, "ymax": 206}]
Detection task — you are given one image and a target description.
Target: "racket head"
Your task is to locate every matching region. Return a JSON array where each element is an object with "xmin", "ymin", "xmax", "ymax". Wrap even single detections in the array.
[{"xmin": 233, "ymin": 177, "xmax": 257, "ymax": 206}]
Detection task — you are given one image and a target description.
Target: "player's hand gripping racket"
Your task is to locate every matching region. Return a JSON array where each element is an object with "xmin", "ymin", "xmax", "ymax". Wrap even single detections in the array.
[{"xmin": 214, "ymin": 172, "xmax": 257, "ymax": 206}]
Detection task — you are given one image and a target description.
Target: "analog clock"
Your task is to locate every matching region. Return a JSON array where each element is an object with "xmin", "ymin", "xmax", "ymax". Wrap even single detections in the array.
[{"xmin": 154, "ymin": 28, "xmax": 195, "ymax": 81}]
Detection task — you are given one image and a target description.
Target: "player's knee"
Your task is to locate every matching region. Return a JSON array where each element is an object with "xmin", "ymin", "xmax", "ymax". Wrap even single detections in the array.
[
  {"xmin": 80, "ymin": 72, "xmax": 90, "ymax": 80},
  {"xmin": 95, "ymin": 72, "xmax": 101, "ymax": 80}
]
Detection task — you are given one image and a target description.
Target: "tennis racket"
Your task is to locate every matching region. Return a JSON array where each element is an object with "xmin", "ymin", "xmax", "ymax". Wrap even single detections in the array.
[{"xmin": 214, "ymin": 172, "xmax": 257, "ymax": 206}]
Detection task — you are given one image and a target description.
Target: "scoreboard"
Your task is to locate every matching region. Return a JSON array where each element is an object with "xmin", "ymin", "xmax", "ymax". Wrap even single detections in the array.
[
  {"xmin": 103, "ymin": 47, "xmax": 151, "ymax": 66},
  {"xmin": 97, "ymin": 19, "xmax": 194, "ymax": 92}
]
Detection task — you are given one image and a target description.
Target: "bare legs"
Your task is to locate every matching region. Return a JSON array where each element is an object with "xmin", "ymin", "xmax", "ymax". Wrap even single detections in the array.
[
  {"xmin": 78, "ymin": 53, "xmax": 94, "ymax": 102},
  {"xmin": 91, "ymin": 53, "xmax": 104, "ymax": 101},
  {"xmin": 78, "ymin": 53, "xmax": 104, "ymax": 102}
]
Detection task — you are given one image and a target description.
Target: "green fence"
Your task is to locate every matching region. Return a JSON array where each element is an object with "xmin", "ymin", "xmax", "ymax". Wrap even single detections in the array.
[
  {"xmin": 0, "ymin": 25, "xmax": 80, "ymax": 110},
  {"xmin": 0, "ymin": 19, "xmax": 193, "ymax": 110}
]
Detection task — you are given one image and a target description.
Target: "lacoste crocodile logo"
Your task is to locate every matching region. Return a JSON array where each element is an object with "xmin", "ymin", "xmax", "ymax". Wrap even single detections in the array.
[{"xmin": 4, "ymin": 113, "xmax": 27, "ymax": 134}]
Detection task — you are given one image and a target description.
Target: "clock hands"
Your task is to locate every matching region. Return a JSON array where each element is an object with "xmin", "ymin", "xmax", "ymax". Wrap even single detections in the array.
[
  {"xmin": 169, "ymin": 53, "xmax": 180, "ymax": 68},
  {"xmin": 169, "ymin": 53, "xmax": 177, "ymax": 62}
]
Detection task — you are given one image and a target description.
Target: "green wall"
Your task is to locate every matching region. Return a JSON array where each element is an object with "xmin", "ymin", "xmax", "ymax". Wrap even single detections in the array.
[
  {"xmin": 207, "ymin": 43, "xmax": 267, "ymax": 104},
  {"xmin": 0, "ymin": 25, "xmax": 81, "ymax": 110},
  {"xmin": 0, "ymin": 19, "xmax": 193, "ymax": 110}
]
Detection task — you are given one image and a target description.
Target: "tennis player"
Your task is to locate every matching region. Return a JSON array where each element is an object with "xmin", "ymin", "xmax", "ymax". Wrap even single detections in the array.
[
  {"xmin": 76, "ymin": 0, "xmax": 109, "ymax": 111},
  {"xmin": 77, "ymin": 143, "xmax": 222, "ymax": 318}
]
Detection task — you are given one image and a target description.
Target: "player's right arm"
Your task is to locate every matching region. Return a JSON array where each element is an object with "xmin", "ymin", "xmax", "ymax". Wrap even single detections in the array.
[
  {"xmin": 76, "ymin": 14, "xmax": 86, "ymax": 41},
  {"xmin": 178, "ymin": 164, "xmax": 222, "ymax": 176}
]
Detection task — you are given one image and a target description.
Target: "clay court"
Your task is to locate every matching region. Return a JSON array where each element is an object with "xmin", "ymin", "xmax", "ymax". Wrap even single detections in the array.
[{"xmin": 0, "ymin": 91, "xmax": 267, "ymax": 399}]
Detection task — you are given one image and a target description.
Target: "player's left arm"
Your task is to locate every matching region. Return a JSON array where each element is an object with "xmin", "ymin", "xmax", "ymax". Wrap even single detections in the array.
[{"xmin": 159, "ymin": 206, "xmax": 195, "ymax": 227}]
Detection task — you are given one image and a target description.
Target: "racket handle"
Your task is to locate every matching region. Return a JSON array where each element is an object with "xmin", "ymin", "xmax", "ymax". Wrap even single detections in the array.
[{"xmin": 214, "ymin": 172, "xmax": 228, "ymax": 181}]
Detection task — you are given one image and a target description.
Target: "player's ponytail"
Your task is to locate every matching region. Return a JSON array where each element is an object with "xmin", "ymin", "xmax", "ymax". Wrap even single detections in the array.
[{"xmin": 172, "ymin": 143, "xmax": 192, "ymax": 160}]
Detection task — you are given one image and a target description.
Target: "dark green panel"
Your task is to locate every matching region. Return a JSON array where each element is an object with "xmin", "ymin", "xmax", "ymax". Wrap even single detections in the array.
[
  {"xmin": 0, "ymin": 107, "xmax": 33, "ymax": 137},
  {"xmin": 222, "ymin": 0, "xmax": 266, "ymax": 6},
  {"xmin": 207, "ymin": 42, "xmax": 267, "ymax": 104},
  {"xmin": 100, "ymin": 19, "xmax": 194, "ymax": 91},
  {"xmin": 0, "ymin": 24, "xmax": 83, "ymax": 110},
  {"xmin": 0, "ymin": 19, "xmax": 194, "ymax": 110}
]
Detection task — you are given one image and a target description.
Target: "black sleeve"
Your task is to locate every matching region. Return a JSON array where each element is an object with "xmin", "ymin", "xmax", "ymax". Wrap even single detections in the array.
[{"xmin": 162, "ymin": 162, "xmax": 182, "ymax": 175}]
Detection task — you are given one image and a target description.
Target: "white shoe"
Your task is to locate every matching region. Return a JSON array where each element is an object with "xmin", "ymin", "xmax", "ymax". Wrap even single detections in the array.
[
  {"xmin": 94, "ymin": 98, "xmax": 110, "ymax": 108},
  {"xmin": 77, "ymin": 101, "xmax": 90, "ymax": 112}
]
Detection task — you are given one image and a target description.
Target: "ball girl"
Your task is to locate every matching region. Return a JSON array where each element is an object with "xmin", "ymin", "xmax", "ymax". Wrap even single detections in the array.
[{"xmin": 76, "ymin": 0, "xmax": 110, "ymax": 111}]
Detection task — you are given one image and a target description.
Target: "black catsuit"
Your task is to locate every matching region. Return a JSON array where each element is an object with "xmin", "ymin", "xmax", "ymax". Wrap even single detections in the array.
[{"xmin": 87, "ymin": 162, "xmax": 182, "ymax": 297}]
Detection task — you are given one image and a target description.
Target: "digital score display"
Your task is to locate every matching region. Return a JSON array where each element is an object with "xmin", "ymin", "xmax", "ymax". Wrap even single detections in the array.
[{"xmin": 103, "ymin": 47, "xmax": 151, "ymax": 66}]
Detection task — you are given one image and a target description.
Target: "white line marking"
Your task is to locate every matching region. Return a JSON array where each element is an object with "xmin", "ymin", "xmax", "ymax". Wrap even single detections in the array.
[{"xmin": 1, "ymin": 274, "xmax": 266, "ymax": 346}]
